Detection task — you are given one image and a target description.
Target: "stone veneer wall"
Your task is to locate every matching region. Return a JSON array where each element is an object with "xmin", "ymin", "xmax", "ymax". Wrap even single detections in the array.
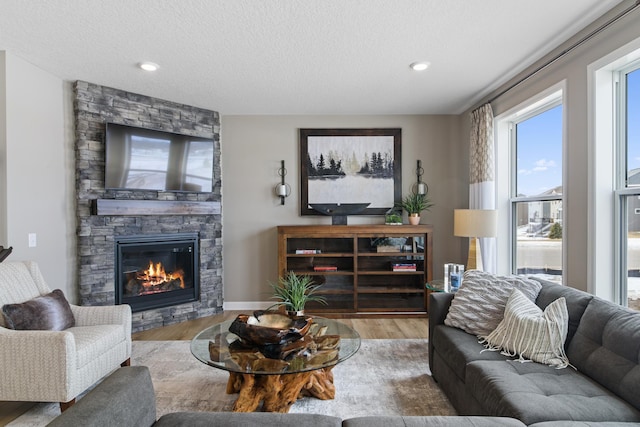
[{"xmin": 73, "ymin": 81, "xmax": 223, "ymax": 332}]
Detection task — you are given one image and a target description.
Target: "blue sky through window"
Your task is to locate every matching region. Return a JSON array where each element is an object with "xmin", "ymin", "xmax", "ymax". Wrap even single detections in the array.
[
  {"xmin": 627, "ymin": 68, "xmax": 640, "ymax": 176},
  {"xmin": 516, "ymin": 104, "xmax": 563, "ymax": 197}
]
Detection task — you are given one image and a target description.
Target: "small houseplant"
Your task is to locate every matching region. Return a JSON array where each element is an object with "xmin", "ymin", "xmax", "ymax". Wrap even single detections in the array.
[
  {"xmin": 269, "ymin": 271, "xmax": 327, "ymax": 315},
  {"xmin": 384, "ymin": 207, "xmax": 403, "ymax": 225},
  {"xmin": 396, "ymin": 192, "xmax": 433, "ymax": 225}
]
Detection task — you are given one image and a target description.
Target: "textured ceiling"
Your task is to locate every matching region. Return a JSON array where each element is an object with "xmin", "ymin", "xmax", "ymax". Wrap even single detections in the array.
[{"xmin": 0, "ymin": 0, "xmax": 624, "ymax": 115}]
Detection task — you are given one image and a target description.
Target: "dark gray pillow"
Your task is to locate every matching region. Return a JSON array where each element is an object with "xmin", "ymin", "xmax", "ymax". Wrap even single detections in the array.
[{"xmin": 2, "ymin": 289, "xmax": 75, "ymax": 331}]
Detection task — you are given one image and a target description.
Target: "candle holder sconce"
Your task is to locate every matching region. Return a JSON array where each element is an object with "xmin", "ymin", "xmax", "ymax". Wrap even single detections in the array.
[
  {"xmin": 412, "ymin": 159, "xmax": 428, "ymax": 195},
  {"xmin": 274, "ymin": 160, "xmax": 291, "ymax": 205}
]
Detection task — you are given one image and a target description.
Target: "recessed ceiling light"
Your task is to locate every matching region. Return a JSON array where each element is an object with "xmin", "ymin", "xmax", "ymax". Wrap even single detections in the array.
[
  {"xmin": 410, "ymin": 62, "xmax": 430, "ymax": 71},
  {"xmin": 138, "ymin": 62, "xmax": 159, "ymax": 72}
]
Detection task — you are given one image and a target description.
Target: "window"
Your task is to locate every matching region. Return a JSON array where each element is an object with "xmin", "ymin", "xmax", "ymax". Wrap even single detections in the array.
[
  {"xmin": 510, "ymin": 99, "xmax": 563, "ymax": 282},
  {"xmin": 616, "ymin": 64, "xmax": 640, "ymax": 311}
]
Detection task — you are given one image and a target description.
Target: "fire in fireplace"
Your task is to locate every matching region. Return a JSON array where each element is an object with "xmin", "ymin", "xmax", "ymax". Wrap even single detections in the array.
[{"xmin": 115, "ymin": 233, "xmax": 200, "ymax": 312}]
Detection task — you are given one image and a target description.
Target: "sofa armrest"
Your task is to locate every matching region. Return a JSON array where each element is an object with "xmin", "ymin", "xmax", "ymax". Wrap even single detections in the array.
[
  {"xmin": 47, "ymin": 366, "xmax": 157, "ymax": 427},
  {"xmin": 428, "ymin": 292, "xmax": 455, "ymax": 374},
  {"xmin": 0, "ymin": 327, "xmax": 76, "ymax": 402},
  {"xmin": 71, "ymin": 304, "xmax": 131, "ymax": 335},
  {"xmin": 429, "ymin": 292, "xmax": 455, "ymax": 326}
]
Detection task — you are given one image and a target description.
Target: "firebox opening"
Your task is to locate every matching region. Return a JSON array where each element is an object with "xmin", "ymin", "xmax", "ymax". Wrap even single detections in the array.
[{"xmin": 115, "ymin": 233, "xmax": 200, "ymax": 312}]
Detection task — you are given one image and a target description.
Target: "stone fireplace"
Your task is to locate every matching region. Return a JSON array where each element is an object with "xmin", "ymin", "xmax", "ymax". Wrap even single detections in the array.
[{"xmin": 73, "ymin": 81, "xmax": 223, "ymax": 332}]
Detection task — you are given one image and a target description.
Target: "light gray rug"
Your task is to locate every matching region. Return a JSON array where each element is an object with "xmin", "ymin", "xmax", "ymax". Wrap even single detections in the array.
[{"xmin": 9, "ymin": 339, "xmax": 455, "ymax": 426}]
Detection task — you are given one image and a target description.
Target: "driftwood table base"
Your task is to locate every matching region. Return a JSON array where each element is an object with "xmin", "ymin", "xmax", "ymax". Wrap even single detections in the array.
[{"xmin": 227, "ymin": 367, "xmax": 335, "ymax": 412}]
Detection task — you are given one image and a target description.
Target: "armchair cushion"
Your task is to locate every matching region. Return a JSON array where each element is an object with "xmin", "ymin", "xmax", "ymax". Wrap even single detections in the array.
[
  {"xmin": 69, "ymin": 324, "xmax": 129, "ymax": 368},
  {"xmin": 2, "ymin": 289, "xmax": 75, "ymax": 331}
]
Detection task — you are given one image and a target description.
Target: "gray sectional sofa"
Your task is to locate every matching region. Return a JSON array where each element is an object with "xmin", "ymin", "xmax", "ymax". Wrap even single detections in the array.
[{"xmin": 429, "ymin": 278, "xmax": 640, "ymax": 425}]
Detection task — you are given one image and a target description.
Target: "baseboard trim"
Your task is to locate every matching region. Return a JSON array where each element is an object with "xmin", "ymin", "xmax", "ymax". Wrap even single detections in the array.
[{"xmin": 223, "ymin": 301, "xmax": 272, "ymax": 311}]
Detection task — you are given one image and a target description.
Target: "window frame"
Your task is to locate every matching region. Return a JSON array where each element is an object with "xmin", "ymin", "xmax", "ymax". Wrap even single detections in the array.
[
  {"xmin": 614, "ymin": 61, "xmax": 640, "ymax": 306},
  {"xmin": 497, "ymin": 90, "xmax": 564, "ymax": 279}
]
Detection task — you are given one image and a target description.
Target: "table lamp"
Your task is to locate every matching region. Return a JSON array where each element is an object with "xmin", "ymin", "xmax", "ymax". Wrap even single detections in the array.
[{"xmin": 453, "ymin": 209, "xmax": 498, "ymax": 271}]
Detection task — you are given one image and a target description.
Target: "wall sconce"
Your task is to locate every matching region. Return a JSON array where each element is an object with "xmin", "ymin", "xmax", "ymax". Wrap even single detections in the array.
[
  {"xmin": 274, "ymin": 160, "xmax": 291, "ymax": 205},
  {"xmin": 413, "ymin": 160, "xmax": 428, "ymax": 195}
]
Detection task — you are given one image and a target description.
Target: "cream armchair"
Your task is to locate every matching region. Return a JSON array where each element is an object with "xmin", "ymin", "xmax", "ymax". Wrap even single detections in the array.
[{"xmin": 0, "ymin": 261, "xmax": 131, "ymax": 411}]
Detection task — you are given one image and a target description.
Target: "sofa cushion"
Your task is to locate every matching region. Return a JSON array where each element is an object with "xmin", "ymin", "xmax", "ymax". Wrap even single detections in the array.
[
  {"xmin": 482, "ymin": 289, "xmax": 569, "ymax": 368},
  {"xmin": 534, "ymin": 279, "xmax": 593, "ymax": 348},
  {"xmin": 46, "ymin": 366, "xmax": 156, "ymax": 427},
  {"xmin": 154, "ymin": 412, "xmax": 342, "ymax": 427},
  {"xmin": 432, "ymin": 325, "xmax": 511, "ymax": 382},
  {"xmin": 566, "ymin": 297, "xmax": 640, "ymax": 412},
  {"xmin": 444, "ymin": 270, "xmax": 542, "ymax": 337},
  {"xmin": 465, "ymin": 359, "xmax": 640, "ymax": 425},
  {"xmin": 2, "ymin": 289, "xmax": 75, "ymax": 331},
  {"xmin": 343, "ymin": 416, "xmax": 526, "ymax": 427}
]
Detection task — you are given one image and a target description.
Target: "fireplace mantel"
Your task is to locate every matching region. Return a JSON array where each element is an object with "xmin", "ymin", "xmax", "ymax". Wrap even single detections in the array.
[{"xmin": 91, "ymin": 199, "xmax": 221, "ymax": 216}]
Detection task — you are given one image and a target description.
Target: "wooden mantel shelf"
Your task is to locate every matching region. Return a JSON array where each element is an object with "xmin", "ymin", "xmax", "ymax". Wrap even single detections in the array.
[{"xmin": 91, "ymin": 199, "xmax": 221, "ymax": 216}]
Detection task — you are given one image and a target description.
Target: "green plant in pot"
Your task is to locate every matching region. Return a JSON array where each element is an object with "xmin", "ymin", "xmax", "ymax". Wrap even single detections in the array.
[
  {"xmin": 268, "ymin": 271, "xmax": 327, "ymax": 316},
  {"xmin": 385, "ymin": 207, "xmax": 403, "ymax": 225},
  {"xmin": 396, "ymin": 192, "xmax": 434, "ymax": 225}
]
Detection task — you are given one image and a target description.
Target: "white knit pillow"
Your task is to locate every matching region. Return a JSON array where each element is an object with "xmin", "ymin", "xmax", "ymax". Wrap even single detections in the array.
[
  {"xmin": 482, "ymin": 288, "xmax": 570, "ymax": 368},
  {"xmin": 444, "ymin": 270, "xmax": 542, "ymax": 337}
]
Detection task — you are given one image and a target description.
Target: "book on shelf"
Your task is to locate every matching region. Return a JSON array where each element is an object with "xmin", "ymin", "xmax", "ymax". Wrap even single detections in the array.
[
  {"xmin": 313, "ymin": 266, "xmax": 338, "ymax": 272},
  {"xmin": 376, "ymin": 245, "xmax": 400, "ymax": 253},
  {"xmin": 392, "ymin": 263, "xmax": 417, "ymax": 272},
  {"xmin": 295, "ymin": 249, "xmax": 322, "ymax": 254}
]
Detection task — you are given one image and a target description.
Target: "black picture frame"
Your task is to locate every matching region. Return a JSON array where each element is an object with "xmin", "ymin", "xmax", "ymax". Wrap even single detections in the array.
[{"xmin": 300, "ymin": 128, "xmax": 402, "ymax": 216}]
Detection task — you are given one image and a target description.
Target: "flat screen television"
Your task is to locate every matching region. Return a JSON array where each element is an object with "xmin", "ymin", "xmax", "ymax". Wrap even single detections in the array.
[{"xmin": 105, "ymin": 123, "xmax": 214, "ymax": 192}]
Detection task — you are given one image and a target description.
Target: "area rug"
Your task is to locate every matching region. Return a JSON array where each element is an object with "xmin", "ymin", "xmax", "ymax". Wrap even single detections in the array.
[{"xmin": 9, "ymin": 339, "xmax": 455, "ymax": 426}]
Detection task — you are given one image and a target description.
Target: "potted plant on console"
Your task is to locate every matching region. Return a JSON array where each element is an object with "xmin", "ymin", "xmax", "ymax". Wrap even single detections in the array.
[
  {"xmin": 269, "ymin": 271, "xmax": 327, "ymax": 316},
  {"xmin": 397, "ymin": 191, "xmax": 434, "ymax": 225}
]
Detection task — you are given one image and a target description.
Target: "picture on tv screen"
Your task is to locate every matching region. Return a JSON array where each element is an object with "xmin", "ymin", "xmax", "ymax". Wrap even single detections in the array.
[{"xmin": 105, "ymin": 123, "xmax": 214, "ymax": 192}]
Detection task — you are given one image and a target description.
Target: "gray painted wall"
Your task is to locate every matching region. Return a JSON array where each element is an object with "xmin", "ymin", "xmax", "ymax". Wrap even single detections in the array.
[{"xmin": 220, "ymin": 115, "xmax": 465, "ymax": 307}]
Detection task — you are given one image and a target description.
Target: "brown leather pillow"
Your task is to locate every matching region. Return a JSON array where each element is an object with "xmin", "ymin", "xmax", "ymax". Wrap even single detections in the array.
[{"xmin": 2, "ymin": 289, "xmax": 75, "ymax": 331}]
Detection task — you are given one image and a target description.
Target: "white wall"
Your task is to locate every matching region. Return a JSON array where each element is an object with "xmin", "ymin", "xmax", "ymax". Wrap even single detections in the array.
[
  {"xmin": 0, "ymin": 53, "xmax": 7, "ymax": 248},
  {"xmin": 0, "ymin": 51, "xmax": 75, "ymax": 301},
  {"xmin": 221, "ymin": 115, "xmax": 466, "ymax": 306}
]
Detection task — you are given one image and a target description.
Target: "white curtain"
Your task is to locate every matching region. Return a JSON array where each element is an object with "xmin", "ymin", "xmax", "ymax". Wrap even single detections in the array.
[{"xmin": 469, "ymin": 103, "xmax": 496, "ymax": 272}]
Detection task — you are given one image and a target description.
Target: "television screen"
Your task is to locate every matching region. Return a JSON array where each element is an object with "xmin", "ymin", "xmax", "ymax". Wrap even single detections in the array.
[{"xmin": 105, "ymin": 123, "xmax": 214, "ymax": 192}]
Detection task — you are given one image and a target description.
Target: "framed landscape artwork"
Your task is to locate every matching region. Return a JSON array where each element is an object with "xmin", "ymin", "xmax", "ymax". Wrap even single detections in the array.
[{"xmin": 300, "ymin": 128, "xmax": 402, "ymax": 216}]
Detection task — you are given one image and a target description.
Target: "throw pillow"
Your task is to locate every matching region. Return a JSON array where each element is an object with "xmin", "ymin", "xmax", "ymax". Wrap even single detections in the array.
[
  {"xmin": 482, "ymin": 288, "xmax": 570, "ymax": 368},
  {"xmin": 2, "ymin": 289, "xmax": 75, "ymax": 331},
  {"xmin": 444, "ymin": 270, "xmax": 542, "ymax": 336}
]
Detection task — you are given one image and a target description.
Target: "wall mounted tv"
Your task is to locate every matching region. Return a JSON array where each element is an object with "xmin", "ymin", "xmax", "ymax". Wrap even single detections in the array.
[{"xmin": 105, "ymin": 123, "xmax": 214, "ymax": 192}]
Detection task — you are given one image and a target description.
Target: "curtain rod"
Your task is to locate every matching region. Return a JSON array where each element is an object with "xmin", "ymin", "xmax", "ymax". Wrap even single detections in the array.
[{"xmin": 487, "ymin": 0, "xmax": 640, "ymax": 105}]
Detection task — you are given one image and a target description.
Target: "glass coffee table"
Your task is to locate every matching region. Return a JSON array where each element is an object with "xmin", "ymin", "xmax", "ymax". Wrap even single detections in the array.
[{"xmin": 191, "ymin": 314, "xmax": 361, "ymax": 413}]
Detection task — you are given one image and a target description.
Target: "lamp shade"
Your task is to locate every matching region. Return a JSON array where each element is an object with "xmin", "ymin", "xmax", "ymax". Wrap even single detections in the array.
[{"xmin": 454, "ymin": 209, "xmax": 497, "ymax": 238}]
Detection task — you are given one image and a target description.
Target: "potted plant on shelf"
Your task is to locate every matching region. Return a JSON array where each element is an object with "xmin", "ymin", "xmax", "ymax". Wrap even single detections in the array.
[
  {"xmin": 397, "ymin": 192, "xmax": 434, "ymax": 225},
  {"xmin": 268, "ymin": 271, "xmax": 327, "ymax": 316}
]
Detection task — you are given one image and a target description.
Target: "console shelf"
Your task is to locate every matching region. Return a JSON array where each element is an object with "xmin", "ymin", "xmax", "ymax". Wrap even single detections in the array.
[{"xmin": 277, "ymin": 225, "xmax": 433, "ymax": 316}]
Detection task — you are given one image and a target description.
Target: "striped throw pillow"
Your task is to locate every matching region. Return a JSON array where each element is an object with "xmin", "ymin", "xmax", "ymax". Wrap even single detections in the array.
[{"xmin": 482, "ymin": 288, "xmax": 570, "ymax": 368}]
